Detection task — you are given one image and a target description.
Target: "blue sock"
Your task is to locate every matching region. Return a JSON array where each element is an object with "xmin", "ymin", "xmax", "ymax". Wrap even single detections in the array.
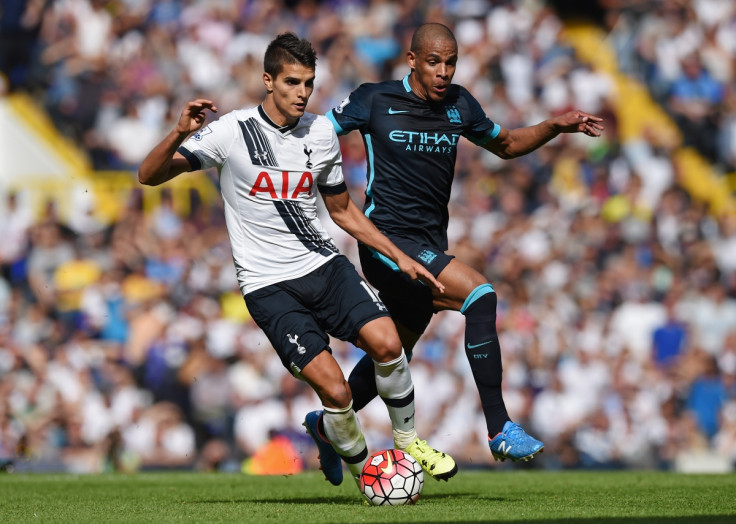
[{"xmin": 462, "ymin": 287, "xmax": 509, "ymax": 436}]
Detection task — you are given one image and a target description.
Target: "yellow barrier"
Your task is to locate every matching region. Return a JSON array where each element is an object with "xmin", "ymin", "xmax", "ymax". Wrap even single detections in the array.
[
  {"xmin": 562, "ymin": 22, "xmax": 734, "ymax": 217},
  {"xmin": 4, "ymin": 92, "xmax": 220, "ymax": 224},
  {"xmin": 4, "ymin": 171, "xmax": 220, "ymax": 225}
]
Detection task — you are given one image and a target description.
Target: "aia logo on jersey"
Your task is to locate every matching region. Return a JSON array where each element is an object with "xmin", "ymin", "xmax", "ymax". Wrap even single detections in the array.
[
  {"xmin": 445, "ymin": 106, "xmax": 462, "ymax": 124},
  {"xmin": 249, "ymin": 171, "xmax": 313, "ymax": 199}
]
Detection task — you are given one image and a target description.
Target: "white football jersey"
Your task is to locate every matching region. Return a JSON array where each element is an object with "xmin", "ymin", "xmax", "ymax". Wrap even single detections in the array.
[{"xmin": 179, "ymin": 106, "xmax": 344, "ymax": 294}]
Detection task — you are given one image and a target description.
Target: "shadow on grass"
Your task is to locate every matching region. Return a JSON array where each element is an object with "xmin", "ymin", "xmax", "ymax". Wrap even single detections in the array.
[
  {"xmin": 188, "ymin": 494, "xmax": 735, "ymax": 523},
  {"xmin": 192, "ymin": 497, "xmax": 356, "ymax": 505},
  {"xmin": 190, "ymin": 496, "xmax": 735, "ymax": 523},
  {"xmin": 194, "ymin": 492, "xmax": 509, "ymax": 505},
  {"xmin": 185, "ymin": 498, "xmax": 735, "ymax": 524},
  {"xmin": 441, "ymin": 519, "xmax": 736, "ymax": 524}
]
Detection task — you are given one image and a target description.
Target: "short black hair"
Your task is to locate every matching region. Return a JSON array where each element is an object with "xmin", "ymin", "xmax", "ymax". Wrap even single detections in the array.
[
  {"xmin": 264, "ymin": 32, "xmax": 317, "ymax": 77},
  {"xmin": 410, "ymin": 23, "xmax": 456, "ymax": 53}
]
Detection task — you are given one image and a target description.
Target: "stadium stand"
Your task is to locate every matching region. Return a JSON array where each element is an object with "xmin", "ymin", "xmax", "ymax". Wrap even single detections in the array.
[{"xmin": 0, "ymin": 0, "xmax": 735, "ymax": 475}]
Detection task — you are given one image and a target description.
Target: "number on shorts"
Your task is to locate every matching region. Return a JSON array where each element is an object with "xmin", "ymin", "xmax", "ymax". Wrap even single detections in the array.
[{"xmin": 360, "ymin": 281, "xmax": 386, "ymax": 311}]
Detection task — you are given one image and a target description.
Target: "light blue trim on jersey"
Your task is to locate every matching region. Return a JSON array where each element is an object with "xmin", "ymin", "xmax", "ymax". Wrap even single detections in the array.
[
  {"xmin": 369, "ymin": 247, "xmax": 400, "ymax": 272},
  {"xmin": 469, "ymin": 123, "xmax": 502, "ymax": 147},
  {"xmin": 460, "ymin": 283, "xmax": 495, "ymax": 314},
  {"xmin": 326, "ymin": 110, "xmax": 345, "ymax": 135},
  {"xmin": 364, "ymin": 134, "xmax": 377, "ymax": 218},
  {"xmin": 367, "ymin": 246, "xmax": 426, "ymax": 284},
  {"xmin": 402, "ymin": 75, "xmax": 412, "ymax": 92}
]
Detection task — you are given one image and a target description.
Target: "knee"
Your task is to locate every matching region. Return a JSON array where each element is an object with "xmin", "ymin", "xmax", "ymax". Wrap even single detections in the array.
[
  {"xmin": 358, "ymin": 318, "xmax": 403, "ymax": 362},
  {"xmin": 461, "ymin": 284, "xmax": 497, "ymax": 318},
  {"xmin": 318, "ymin": 378, "xmax": 352, "ymax": 409},
  {"xmin": 368, "ymin": 330, "xmax": 402, "ymax": 363}
]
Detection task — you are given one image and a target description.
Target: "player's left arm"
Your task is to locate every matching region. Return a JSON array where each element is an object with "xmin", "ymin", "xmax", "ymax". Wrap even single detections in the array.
[
  {"xmin": 483, "ymin": 110, "xmax": 604, "ymax": 160},
  {"xmin": 322, "ymin": 190, "xmax": 444, "ymax": 293}
]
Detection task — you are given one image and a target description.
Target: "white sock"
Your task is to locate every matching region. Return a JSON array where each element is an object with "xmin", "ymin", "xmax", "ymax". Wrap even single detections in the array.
[
  {"xmin": 374, "ymin": 350, "xmax": 419, "ymax": 447},
  {"xmin": 393, "ymin": 427, "xmax": 419, "ymax": 450},
  {"xmin": 322, "ymin": 402, "xmax": 368, "ymax": 485}
]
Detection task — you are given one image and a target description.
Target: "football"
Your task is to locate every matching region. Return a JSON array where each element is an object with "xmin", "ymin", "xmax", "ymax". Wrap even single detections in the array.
[{"xmin": 360, "ymin": 449, "xmax": 424, "ymax": 506}]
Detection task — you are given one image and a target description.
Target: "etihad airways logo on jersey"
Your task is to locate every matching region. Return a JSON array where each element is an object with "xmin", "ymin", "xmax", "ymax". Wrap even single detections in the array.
[
  {"xmin": 389, "ymin": 130, "xmax": 460, "ymax": 153},
  {"xmin": 249, "ymin": 171, "xmax": 313, "ymax": 199}
]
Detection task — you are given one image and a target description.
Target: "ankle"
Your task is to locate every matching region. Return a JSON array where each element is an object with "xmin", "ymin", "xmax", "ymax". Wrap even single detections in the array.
[{"xmin": 393, "ymin": 428, "xmax": 418, "ymax": 449}]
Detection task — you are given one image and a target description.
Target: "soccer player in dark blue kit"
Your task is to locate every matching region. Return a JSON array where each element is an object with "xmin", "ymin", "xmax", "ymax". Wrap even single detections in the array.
[{"xmin": 304, "ymin": 22, "xmax": 604, "ymax": 484}]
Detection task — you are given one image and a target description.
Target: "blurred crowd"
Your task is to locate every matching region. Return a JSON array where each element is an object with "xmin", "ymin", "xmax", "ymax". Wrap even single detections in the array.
[
  {"xmin": 602, "ymin": 0, "xmax": 736, "ymax": 170},
  {"xmin": 1, "ymin": 0, "xmax": 736, "ymax": 475}
]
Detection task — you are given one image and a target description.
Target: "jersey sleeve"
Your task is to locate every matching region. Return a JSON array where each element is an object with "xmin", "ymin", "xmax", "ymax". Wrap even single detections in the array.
[
  {"xmin": 325, "ymin": 83, "xmax": 373, "ymax": 136},
  {"xmin": 178, "ymin": 113, "xmax": 237, "ymax": 170},
  {"xmin": 460, "ymin": 88, "xmax": 501, "ymax": 147},
  {"xmin": 316, "ymin": 122, "xmax": 346, "ymax": 194}
]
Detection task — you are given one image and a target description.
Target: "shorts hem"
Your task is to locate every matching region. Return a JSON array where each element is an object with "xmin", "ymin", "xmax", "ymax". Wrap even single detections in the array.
[{"xmin": 347, "ymin": 310, "xmax": 390, "ymax": 345}]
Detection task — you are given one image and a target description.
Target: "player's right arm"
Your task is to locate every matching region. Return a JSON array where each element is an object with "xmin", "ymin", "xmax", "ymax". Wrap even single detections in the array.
[
  {"xmin": 322, "ymin": 188, "xmax": 444, "ymax": 294},
  {"xmin": 138, "ymin": 99, "xmax": 218, "ymax": 186}
]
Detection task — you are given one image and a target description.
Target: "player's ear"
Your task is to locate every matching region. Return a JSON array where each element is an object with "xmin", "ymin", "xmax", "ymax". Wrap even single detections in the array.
[
  {"xmin": 263, "ymin": 72, "xmax": 273, "ymax": 92},
  {"xmin": 406, "ymin": 50, "xmax": 416, "ymax": 71}
]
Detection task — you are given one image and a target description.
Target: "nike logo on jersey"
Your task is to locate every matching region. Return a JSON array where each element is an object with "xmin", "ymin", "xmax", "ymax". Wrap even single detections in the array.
[
  {"xmin": 388, "ymin": 107, "xmax": 409, "ymax": 114},
  {"xmin": 467, "ymin": 340, "xmax": 492, "ymax": 350}
]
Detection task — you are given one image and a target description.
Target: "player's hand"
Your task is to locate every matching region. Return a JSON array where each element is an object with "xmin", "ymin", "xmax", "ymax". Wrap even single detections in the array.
[
  {"xmin": 176, "ymin": 99, "xmax": 218, "ymax": 135},
  {"xmin": 554, "ymin": 110, "xmax": 604, "ymax": 137},
  {"xmin": 396, "ymin": 256, "xmax": 445, "ymax": 294}
]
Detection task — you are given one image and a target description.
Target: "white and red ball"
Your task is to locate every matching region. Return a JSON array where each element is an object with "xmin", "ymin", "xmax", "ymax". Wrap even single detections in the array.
[{"xmin": 360, "ymin": 449, "xmax": 424, "ymax": 506}]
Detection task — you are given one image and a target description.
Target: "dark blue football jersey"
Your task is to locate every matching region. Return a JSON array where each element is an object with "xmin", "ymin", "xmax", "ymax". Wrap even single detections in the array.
[{"xmin": 326, "ymin": 74, "xmax": 500, "ymax": 250}]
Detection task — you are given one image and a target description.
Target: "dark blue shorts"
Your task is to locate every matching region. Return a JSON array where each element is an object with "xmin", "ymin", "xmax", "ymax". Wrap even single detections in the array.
[
  {"xmin": 244, "ymin": 255, "xmax": 389, "ymax": 377},
  {"xmin": 358, "ymin": 237, "xmax": 454, "ymax": 334}
]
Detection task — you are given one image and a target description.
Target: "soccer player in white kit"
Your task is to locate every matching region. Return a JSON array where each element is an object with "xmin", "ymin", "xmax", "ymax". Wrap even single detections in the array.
[{"xmin": 138, "ymin": 32, "xmax": 457, "ymax": 489}]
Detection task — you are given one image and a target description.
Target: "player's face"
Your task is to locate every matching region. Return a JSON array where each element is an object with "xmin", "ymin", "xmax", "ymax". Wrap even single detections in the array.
[
  {"xmin": 407, "ymin": 38, "xmax": 458, "ymax": 102},
  {"xmin": 262, "ymin": 63, "xmax": 315, "ymax": 126}
]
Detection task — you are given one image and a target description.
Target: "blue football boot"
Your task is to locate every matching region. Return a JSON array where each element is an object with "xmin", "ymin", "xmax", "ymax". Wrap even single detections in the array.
[
  {"xmin": 488, "ymin": 421, "xmax": 544, "ymax": 462},
  {"xmin": 303, "ymin": 410, "xmax": 343, "ymax": 485}
]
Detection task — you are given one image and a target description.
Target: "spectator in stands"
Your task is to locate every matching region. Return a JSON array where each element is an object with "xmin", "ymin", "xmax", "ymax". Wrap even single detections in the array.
[
  {"xmin": 652, "ymin": 296, "xmax": 688, "ymax": 369},
  {"xmin": 0, "ymin": 192, "xmax": 33, "ymax": 286},
  {"xmin": 714, "ymin": 401, "xmax": 736, "ymax": 467},
  {"xmin": 687, "ymin": 354, "xmax": 729, "ymax": 440},
  {"xmin": 26, "ymin": 221, "xmax": 74, "ymax": 312},
  {"xmin": 667, "ymin": 52, "xmax": 725, "ymax": 163}
]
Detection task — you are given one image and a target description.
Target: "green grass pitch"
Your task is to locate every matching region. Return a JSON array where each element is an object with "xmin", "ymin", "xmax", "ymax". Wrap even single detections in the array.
[{"xmin": 1, "ymin": 470, "xmax": 734, "ymax": 523}]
